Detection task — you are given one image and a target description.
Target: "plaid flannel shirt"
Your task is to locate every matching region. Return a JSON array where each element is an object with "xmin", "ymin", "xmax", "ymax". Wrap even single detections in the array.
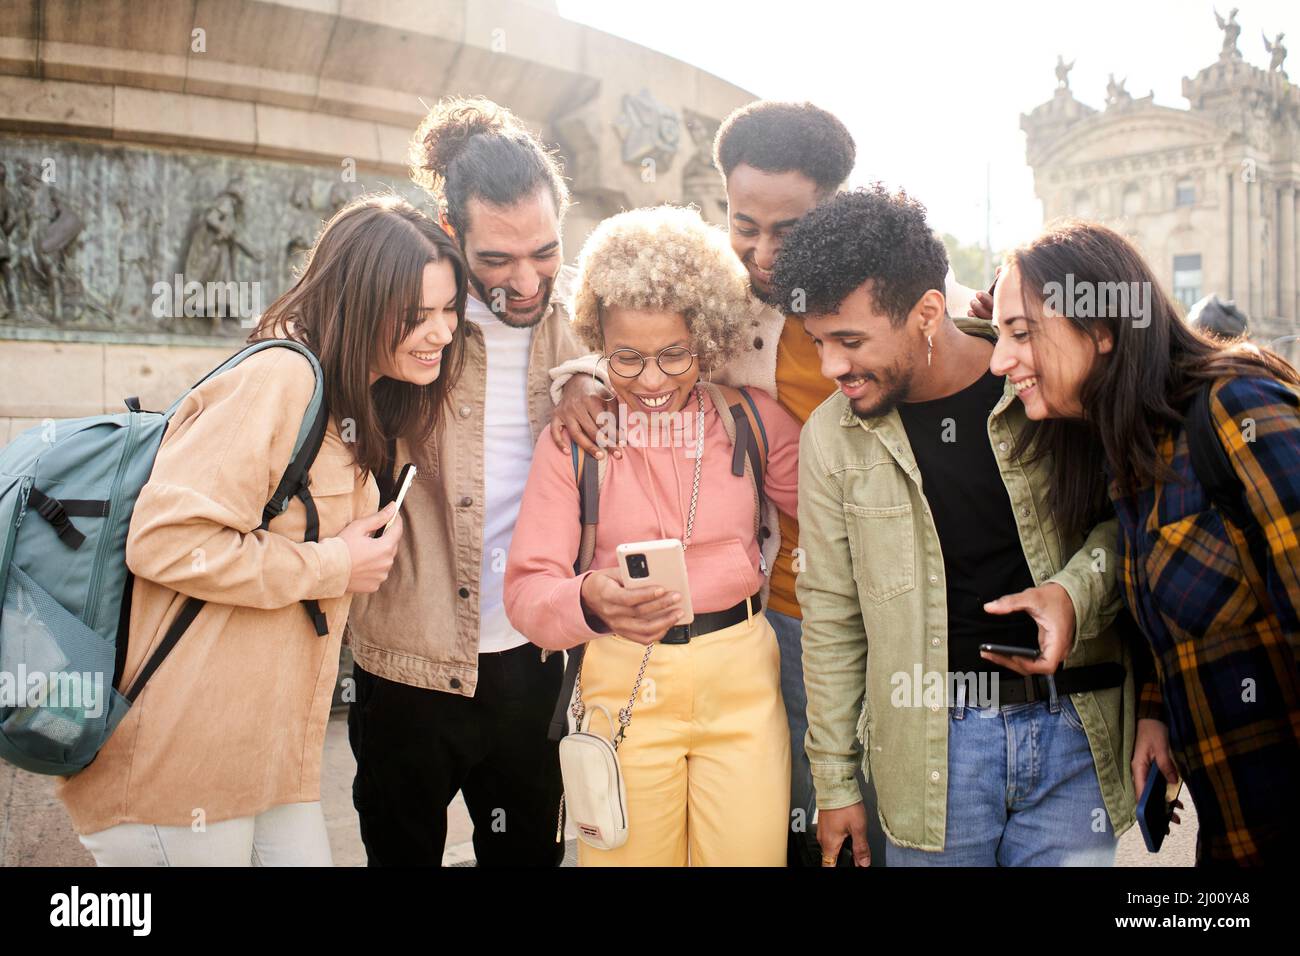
[{"xmin": 1111, "ymin": 375, "xmax": 1300, "ymax": 865}]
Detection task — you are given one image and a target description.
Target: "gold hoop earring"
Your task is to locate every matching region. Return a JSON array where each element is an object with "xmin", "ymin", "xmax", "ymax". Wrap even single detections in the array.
[{"xmin": 926, "ymin": 335, "xmax": 933, "ymax": 367}]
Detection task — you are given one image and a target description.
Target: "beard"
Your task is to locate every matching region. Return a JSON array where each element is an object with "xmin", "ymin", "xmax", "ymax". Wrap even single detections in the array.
[
  {"xmin": 470, "ymin": 273, "xmax": 554, "ymax": 329},
  {"xmin": 749, "ymin": 278, "xmax": 779, "ymax": 306},
  {"xmin": 846, "ymin": 359, "xmax": 914, "ymax": 420}
]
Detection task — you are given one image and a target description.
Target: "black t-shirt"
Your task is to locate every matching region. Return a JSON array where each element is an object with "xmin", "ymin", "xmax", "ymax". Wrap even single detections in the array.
[{"xmin": 897, "ymin": 370, "xmax": 1038, "ymax": 678}]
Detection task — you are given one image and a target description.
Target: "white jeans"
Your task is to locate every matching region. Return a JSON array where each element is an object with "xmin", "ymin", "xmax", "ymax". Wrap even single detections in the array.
[{"xmin": 79, "ymin": 801, "xmax": 333, "ymax": 867}]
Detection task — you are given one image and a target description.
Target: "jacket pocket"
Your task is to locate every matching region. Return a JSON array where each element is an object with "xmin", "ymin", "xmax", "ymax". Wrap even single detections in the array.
[{"xmin": 843, "ymin": 501, "xmax": 915, "ymax": 605}]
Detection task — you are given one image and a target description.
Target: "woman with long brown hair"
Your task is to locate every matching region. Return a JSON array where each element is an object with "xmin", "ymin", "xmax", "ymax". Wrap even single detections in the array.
[
  {"xmin": 59, "ymin": 194, "xmax": 467, "ymax": 866},
  {"xmin": 988, "ymin": 219, "xmax": 1300, "ymax": 866}
]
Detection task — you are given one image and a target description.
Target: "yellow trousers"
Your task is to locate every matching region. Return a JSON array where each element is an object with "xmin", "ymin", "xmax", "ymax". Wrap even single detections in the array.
[{"xmin": 577, "ymin": 612, "xmax": 790, "ymax": 867}]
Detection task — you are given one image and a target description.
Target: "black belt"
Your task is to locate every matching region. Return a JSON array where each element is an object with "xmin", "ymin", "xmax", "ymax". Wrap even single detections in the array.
[
  {"xmin": 660, "ymin": 592, "xmax": 762, "ymax": 644},
  {"xmin": 993, "ymin": 662, "xmax": 1126, "ymax": 705}
]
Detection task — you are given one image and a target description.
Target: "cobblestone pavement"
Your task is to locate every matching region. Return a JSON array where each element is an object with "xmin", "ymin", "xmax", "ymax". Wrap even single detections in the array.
[{"xmin": 0, "ymin": 712, "xmax": 1193, "ymax": 867}]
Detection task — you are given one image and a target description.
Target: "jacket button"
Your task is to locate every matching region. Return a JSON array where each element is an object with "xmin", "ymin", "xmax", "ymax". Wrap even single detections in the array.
[
  {"xmin": 459, "ymin": 496, "xmax": 473, "ymax": 507},
  {"xmin": 998, "ymin": 441, "xmax": 1008, "ymax": 453},
  {"xmin": 458, "ymin": 586, "xmax": 470, "ymax": 598},
  {"xmin": 929, "ymin": 574, "xmax": 938, "ymax": 584},
  {"xmin": 753, "ymin": 337, "xmax": 764, "ymax": 350},
  {"xmin": 930, "ymin": 770, "xmax": 941, "ymax": 782},
  {"xmin": 449, "ymin": 677, "xmax": 461, "ymax": 689},
  {"xmin": 931, "ymin": 637, "xmax": 940, "ymax": 646},
  {"xmin": 459, "ymin": 405, "xmax": 472, "ymax": 418}
]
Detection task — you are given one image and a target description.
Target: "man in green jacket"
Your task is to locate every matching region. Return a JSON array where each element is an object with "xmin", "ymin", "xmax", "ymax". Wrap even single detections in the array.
[{"xmin": 772, "ymin": 186, "xmax": 1138, "ymax": 865}]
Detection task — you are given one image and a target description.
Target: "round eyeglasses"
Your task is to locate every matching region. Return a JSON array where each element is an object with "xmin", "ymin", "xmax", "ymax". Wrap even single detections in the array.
[{"xmin": 603, "ymin": 345, "xmax": 698, "ymax": 378}]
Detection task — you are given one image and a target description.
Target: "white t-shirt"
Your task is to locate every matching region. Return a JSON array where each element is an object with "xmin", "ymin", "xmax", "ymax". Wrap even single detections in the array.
[{"xmin": 465, "ymin": 294, "xmax": 535, "ymax": 653}]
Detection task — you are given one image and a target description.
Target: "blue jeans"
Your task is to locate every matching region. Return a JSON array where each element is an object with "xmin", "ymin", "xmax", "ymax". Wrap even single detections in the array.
[
  {"xmin": 769, "ymin": 609, "xmax": 886, "ymax": 865},
  {"xmin": 886, "ymin": 694, "xmax": 1118, "ymax": 867}
]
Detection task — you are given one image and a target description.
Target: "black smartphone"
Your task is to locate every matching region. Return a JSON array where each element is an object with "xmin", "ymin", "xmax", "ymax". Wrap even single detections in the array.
[
  {"xmin": 372, "ymin": 463, "xmax": 416, "ymax": 538},
  {"xmin": 979, "ymin": 642, "xmax": 1041, "ymax": 659},
  {"xmin": 1137, "ymin": 764, "xmax": 1182, "ymax": 853}
]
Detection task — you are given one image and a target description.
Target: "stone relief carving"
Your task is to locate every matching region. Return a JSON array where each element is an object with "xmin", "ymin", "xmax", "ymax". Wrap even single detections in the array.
[
  {"xmin": 681, "ymin": 110, "xmax": 726, "ymax": 223},
  {"xmin": 614, "ymin": 89, "xmax": 681, "ymax": 174},
  {"xmin": 0, "ymin": 137, "xmax": 425, "ymax": 338}
]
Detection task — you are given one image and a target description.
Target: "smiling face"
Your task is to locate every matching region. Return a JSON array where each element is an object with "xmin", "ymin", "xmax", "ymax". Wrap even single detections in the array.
[
  {"xmin": 600, "ymin": 307, "xmax": 699, "ymax": 416},
  {"xmin": 461, "ymin": 187, "xmax": 561, "ymax": 328},
  {"xmin": 803, "ymin": 281, "xmax": 924, "ymax": 419},
  {"xmin": 726, "ymin": 163, "xmax": 822, "ymax": 304},
  {"xmin": 370, "ymin": 259, "xmax": 460, "ymax": 386},
  {"xmin": 989, "ymin": 261, "xmax": 1111, "ymax": 420}
]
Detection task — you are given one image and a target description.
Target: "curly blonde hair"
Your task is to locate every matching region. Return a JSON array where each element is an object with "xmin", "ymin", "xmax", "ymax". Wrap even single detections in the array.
[{"xmin": 572, "ymin": 205, "xmax": 751, "ymax": 370}]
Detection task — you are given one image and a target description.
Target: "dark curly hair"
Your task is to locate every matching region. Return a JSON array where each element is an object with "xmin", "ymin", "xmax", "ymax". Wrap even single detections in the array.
[
  {"xmin": 409, "ymin": 95, "xmax": 569, "ymax": 239},
  {"xmin": 713, "ymin": 101, "xmax": 856, "ymax": 193},
  {"xmin": 771, "ymin": 184, "xmax": 948, "ymax": 326}
]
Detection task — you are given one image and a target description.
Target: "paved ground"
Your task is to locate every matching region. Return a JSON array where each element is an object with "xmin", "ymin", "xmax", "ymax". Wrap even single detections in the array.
[{"xmin": 0, "ymin": 711, "xmax": 1193, "ymax": 866}]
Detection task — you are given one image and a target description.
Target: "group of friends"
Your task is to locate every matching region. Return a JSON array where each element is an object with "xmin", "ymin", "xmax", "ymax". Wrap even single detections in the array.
[{"xmin": 57, "ymin": 95, "xmax": 1300, "ymax": 868}]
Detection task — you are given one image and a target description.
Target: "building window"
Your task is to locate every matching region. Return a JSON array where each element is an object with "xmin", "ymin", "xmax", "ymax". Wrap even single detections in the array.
[
  {"xmin": 1173, "ymin": 254, "xmax": 1202, "ymax": 309},
  {"xmin": 1176, "ymin": 178, "xmax": 1195, "ymax": 206}
]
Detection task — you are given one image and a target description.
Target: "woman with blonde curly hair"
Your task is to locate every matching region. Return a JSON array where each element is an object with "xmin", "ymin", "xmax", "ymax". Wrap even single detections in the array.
[{"xmin": 504, "ymin": 205, "xmax": 800, "ymax": 865}]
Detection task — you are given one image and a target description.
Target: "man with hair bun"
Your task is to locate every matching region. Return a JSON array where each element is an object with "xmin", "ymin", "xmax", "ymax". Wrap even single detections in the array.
[{"xmin": 347, "ymin": 96, "xmax": 592, "ymax": 867}]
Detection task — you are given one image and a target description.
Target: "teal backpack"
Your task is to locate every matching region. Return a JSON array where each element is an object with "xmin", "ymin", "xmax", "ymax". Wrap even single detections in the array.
[{"xmin": 0, "ymin": 340, "xmax": 329, "ymax": 775}]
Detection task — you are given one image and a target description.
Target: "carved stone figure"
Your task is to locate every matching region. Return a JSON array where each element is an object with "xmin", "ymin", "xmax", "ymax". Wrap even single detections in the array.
[
  {"xmin": 17, "ymin": 166, "xmax": 84, "ymax": 325},
  {"xmin": 1055, "ymin": 55, "xmax": 1075, "ymax": 91},
  {"xmin": 681, "ymin": 110, "xmax": 726, "ymax": 223},
  {"xmin": 283, "ymin": 180, "xmax": 319, "ymax": 289},
  {"xmin": 614, "ymin": 89, "xmax": 681, "ymax": 175},
  {"xmin": 0, "ymin": 165, "xmax": 21, "ymax": 320},
  {"xmin": 182, "ymin": 179, "xmax": 261, "ymax": 329},
  {"xmin": 1105, "ymin": 74, "xmax": 1132, "ymax": 108},
  {"xmin": 1264, "ymin": 32, "xmax": 1287, "ymax": 74},
  {"xmin": 1215, "ymin": 7, "xmax": 1242, "ymax": 61}
]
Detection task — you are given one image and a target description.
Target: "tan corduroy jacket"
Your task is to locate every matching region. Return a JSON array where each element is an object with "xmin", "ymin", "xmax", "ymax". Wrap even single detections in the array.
[
  {"xmin": 346, "ymin": 268, "xmax": 588, "ymax": 696},
  {"xmin": 58, "ymin": 348, "xmax": 377, "ymax": 835}
]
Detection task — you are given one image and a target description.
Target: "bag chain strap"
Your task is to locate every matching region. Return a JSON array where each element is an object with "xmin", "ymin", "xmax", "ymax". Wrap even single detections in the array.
[{"xmin": 574, "ymin": 386, "xmax": 706, "ymax": 749}]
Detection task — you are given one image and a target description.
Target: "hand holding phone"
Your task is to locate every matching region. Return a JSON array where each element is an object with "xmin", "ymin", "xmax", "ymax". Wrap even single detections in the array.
[
  {"xmin": 578, "ymin": 568, "xmax": 684, "ymax": 646},
  {"xmin": 616, "ymin": 539, "xmax": 693, "ymax": 625},
  {"xmin": 373, "ymin": 463, "xmax": 416, "ymax": 538}
]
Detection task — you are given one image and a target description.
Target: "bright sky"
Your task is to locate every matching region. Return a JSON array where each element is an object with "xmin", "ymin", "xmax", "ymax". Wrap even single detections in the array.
[{"xmin": 556, "ymin": 0, "xmax": 1298, "ymax": 252}]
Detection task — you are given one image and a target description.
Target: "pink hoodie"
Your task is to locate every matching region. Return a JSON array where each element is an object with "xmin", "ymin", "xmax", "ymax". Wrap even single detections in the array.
[{"xmin": 504, "ymin": 388, "xmax": 800, "ymax": 650}]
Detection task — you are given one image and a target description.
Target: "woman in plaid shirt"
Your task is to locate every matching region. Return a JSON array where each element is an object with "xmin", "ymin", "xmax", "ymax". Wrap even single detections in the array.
[{"xmin": 986, "ymin": 220, "xmax": 1300, "ymax": 866}]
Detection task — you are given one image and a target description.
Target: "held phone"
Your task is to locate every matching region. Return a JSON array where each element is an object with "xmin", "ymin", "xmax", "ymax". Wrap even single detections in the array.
[
  {"xmin": 616, "ymin": 538, "xmax": 694, "ymax": 626},
  {"xmin": 373, "ymin": 463, "xmax": 416, "ymax": 538},
  {"xmin": 1137, "ymin": 764, "xmax": 1183, "ymax": 853},
  {"xmin": 979, "ymin": 643, "xmax": 1041, "ymax": 660},
  {"xmin": 981, "ymin": 608, "xmax": 1041, "ymax": 659}
]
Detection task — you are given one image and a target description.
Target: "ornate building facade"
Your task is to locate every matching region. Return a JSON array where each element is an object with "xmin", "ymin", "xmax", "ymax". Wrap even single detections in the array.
[{"xmin": 1021, "ymin": 11, "xmax": 1299, "ymax": 350}]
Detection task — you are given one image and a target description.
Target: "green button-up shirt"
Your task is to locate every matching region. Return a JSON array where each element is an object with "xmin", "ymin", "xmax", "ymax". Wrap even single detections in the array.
[{"xmin": 795, "ymin": 320, "xmax": 1137, "ymax": 851}]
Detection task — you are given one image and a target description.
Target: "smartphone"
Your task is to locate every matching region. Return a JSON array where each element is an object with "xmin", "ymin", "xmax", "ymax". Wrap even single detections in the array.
[
  {"xmin": 616, "ymin": 538, "xmax": 694, "ymax": 626},
  {"xmin": 979, "ymin": 643, "xmax": 1041, "ymax": 659},
  {"xmin": 1137, "ymin": 764, "xmax": 1183, "ymax": 853},
  {"xmin": 373, "ymin": 463, "xmax": 416, "ymax": 538}
]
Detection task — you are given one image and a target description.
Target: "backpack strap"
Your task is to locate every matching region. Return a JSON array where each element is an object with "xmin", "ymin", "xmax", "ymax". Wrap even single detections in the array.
[
  {"xmin": 710, "ymin": 384, "xmax": 770, "ymax": 545},
  {"xmin": 1184, "ymin": 381, "xmax": 1275, "ymax": 615},
  {"xmin": 549, "ymin": 443, "xmax": 603, "ymax": 742}
]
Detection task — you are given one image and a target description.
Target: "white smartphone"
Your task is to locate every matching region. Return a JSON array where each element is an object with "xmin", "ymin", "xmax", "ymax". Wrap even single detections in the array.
[
  {"xmin": 374, "ymin": 463, "xmax": 416, "ymax": 537},
  {"xmin": 616, "ymin": 538, "xmax": 694, "ymax": 625}
]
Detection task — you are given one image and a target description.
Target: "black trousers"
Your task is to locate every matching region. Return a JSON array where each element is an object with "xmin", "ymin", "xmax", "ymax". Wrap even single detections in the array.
[{"xmin": 348, "ymin": 643, "xmax": 565, "ymax": 866}]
